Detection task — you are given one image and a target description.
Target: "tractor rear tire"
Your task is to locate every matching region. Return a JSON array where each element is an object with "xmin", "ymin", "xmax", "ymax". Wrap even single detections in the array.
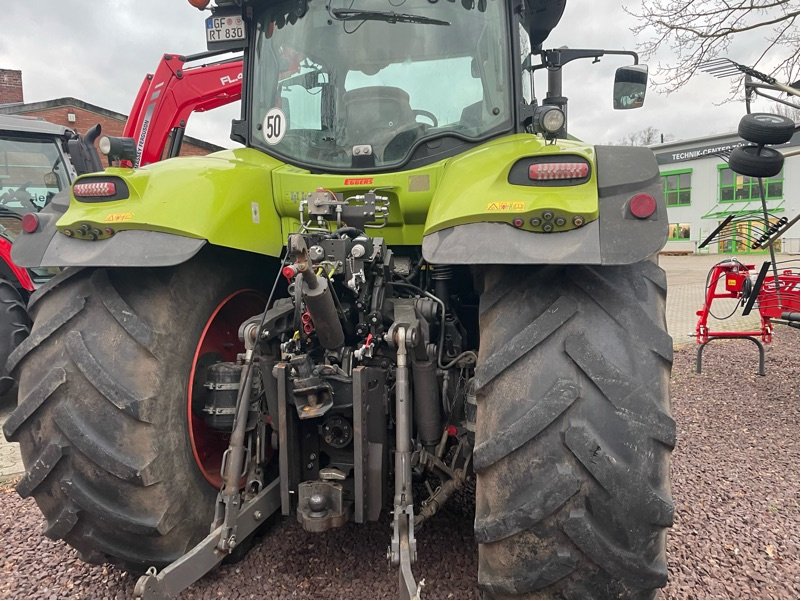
[
  {"xmin": 0, "ymin": 277, "xmax": 30, "ymax": 398},
  {"xmin": 474, "ymin": 261, "xmax": 675, "ymax": 599},
  {"xmin": 2, "ymin": 249, "xmax": 269, "ymax": 572}
]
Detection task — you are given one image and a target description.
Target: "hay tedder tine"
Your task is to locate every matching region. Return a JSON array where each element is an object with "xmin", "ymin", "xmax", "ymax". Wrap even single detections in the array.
[
  {"xmin": 760, "ymin": 215, "xmax": 800, "ymax": 249},
  {"xmin": 134, "ymin": 478, "xmax": 281, "ymax": 600},
  {"xmin": 698, "ymin": 215, "xmax": 734, "ymax": 249},
  {"xmin": 743, "ymin": 261, "xmax": 771, "ymax": 316}
]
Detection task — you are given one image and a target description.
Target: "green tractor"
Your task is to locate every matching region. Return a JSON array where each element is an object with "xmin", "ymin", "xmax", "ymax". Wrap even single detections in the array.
[{"xmin": 4, "ymin": 0, "xmax": 674, "ymax": 597}]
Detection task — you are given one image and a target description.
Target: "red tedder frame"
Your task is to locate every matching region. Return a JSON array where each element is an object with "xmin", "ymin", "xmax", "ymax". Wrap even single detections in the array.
[
  {"xmin": 123, "ymin": 52, "xmax": 243, "ymax": 167},
  {"xmin": 695, "ymin": 260, "xmax": 800, "ymax": 375}
]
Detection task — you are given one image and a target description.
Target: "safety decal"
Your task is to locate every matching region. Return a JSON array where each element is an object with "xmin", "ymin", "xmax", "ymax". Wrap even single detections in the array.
[
  {"xmin": 486, "ymin": 202, "xmax": 525, "ymax": 212},
  {"xmin": 103, "ymin": 212, "xmax": 134, "ymax": 223}
]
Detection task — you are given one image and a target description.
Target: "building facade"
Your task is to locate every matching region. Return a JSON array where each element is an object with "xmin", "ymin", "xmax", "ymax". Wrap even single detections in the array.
[{"xmin": 651, "ymin": 127, "xmax": 800, "ymax": 255}]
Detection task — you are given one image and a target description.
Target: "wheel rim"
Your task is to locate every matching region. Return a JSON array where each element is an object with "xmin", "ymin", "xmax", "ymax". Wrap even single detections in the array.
[{"xmin": 187, "ymin": 289, "xmax": 266, "ymax": 488}]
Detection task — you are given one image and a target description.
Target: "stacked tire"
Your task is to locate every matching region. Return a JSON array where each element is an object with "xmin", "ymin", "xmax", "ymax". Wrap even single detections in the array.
[{"xmin": 728, "ymin": 113, "xmax": 795, "ymax": 178}]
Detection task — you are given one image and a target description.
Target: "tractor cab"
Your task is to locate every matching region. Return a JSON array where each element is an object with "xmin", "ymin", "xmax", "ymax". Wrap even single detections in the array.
[
  {"xmin": 247, "ymin": 0, "xmax": 514, "ymax": 171},
  {"xmin": 208, "ymin": 0, "xmax": 646, "ymax": 172},
  {"xmin": 0, "ymin": 114, "xmax": 75, "ymax": 224}
]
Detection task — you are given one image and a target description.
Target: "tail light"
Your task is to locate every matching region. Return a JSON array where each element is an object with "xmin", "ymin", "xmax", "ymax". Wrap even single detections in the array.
[
  {"xmin": 629, "ymin": 193, "xmax": 657, "ymax": 219},
  {"xmin": 528, "ymin": 162, "xmax": 589, "ymax": 181},
  {"xmin": 509, "ymin": 155, "xmax": 591, "ymax": 187},
  {"xmin": 21, "ymin": 213, "xmax": 40, "ymax": 234},
  {"xmin": 72, "ymin": 177, "xmax": 128, "ymax": 202},
  {"xmin": 74, "ymin": 181, "xmax": 117, "ymax": 197}
]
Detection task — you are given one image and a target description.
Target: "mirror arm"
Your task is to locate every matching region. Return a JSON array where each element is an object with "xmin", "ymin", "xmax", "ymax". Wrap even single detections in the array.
[
  {"xmin": 600, "ymin": 49, "xmax": 639, "ymax": 65},
  {"xmin": 532, "ymin": 48, "xmax": 639, "ymax": 72}
]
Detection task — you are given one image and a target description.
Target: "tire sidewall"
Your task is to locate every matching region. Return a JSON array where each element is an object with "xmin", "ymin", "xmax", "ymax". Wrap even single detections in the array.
[
  {"xmin": 728, "ymin": 145, "xmax": 783, "ymax": 178},
  {"xmin": 136, "ymin": 253, "xmax": 270, "ymax": 519}
]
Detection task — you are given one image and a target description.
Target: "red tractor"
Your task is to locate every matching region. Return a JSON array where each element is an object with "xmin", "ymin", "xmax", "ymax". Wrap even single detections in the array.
[{"xmin": 0, "ymin": 114, "xmax": 91, "ymax": 396}]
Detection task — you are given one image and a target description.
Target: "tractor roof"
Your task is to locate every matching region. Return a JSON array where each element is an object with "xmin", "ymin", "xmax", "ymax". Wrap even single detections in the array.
[
  {"xmin": 0, "ymin": 113, "xmax": 74, "ymax": 137},
  {"xmin": 226, "ymin": 0, "xmax": 567, "ymax": 48}
]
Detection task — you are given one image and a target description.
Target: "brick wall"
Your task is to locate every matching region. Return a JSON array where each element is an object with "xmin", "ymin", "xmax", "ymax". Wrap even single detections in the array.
[
  {"xmin": 20, "ymin": 104, "xmax": 212, "ymax": 164},
  {"xmin": 0, "ymin": 69, "xmax": 23, "ymax": 105}
]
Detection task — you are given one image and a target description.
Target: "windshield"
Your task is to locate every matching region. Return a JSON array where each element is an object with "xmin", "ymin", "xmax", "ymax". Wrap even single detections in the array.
[
  {"xmin": 251, "ymin": 0, "xmax": 511, "ymax": 170},
  {"xmin": 0, "ymin": 135, "xmax": 68, "ymax": 216}
]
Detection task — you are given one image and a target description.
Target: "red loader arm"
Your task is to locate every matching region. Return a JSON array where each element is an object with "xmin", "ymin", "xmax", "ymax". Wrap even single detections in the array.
[{"xmin": 123, "ymin": 51, "xmax": 243, "ymax": 167}]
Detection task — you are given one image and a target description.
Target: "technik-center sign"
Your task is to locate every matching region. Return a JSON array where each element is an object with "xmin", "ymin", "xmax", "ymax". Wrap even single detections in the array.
[{"xmin": 654, "ymin": 129, "xmax": 800, "ymax": 165}]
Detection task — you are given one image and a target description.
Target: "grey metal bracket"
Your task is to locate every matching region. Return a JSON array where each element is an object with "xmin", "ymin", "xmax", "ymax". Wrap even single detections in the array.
[
  {"xmin": 133, "ymin": 478, "xmax": 280, "ymax": 600},
  {"xmin": 388, "ymin": 327, "xmax": 421, "ymax": 599},
  {"xmin": 696, "ymin": 336, "xmax": 766, "ymax": 377}
]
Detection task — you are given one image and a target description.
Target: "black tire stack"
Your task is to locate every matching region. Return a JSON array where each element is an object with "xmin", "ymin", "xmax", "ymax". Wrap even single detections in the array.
[{"xmin": 728, "ymin": 113, "xmax": 795, "ymax": 178}]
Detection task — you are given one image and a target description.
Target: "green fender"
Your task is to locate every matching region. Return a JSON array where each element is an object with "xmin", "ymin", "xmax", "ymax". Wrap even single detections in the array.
[
  {"xmin": 55, "ymin": 148, "xmax": 286, "ymax": 259},
  {"xmin": 14, "ymin": 134, "xmax": 663, "ymax": 269}
]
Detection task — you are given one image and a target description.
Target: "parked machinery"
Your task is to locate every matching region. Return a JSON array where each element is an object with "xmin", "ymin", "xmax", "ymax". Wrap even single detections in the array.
[{"xmin": 6, "ymin": 1, "xmax": 676, "ymax": 598}]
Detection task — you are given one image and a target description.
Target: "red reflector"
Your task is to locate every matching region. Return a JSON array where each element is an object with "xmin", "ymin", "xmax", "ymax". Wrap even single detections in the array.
[
  {"xmin": 282, "ymin": 266, "xmax": 298, "ymax": 280},
  {"xmin": 446, "ymin": 425, "xmax": 458, "ymax": 437},
  {"xmin": 73, "ymin": 181, "xmax": 117, "ymax": 197},
  {"xmin": 629, "ymin": 193, "xmax": 657, "ymax": 219},
  {"xmin": 529, "ymin": 162, "xmax": 589, "ymax": 181},
  {"xmin": 21, "ymin": 213, "xmax": 39, "ymax": 234}
]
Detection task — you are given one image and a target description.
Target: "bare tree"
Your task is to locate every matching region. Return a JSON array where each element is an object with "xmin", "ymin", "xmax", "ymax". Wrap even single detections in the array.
[
  {"xmin": 626, "ymin": 0, "xmax": 799, "ymax": 95},
  {"xmin": 771, "ymin": 101, "xmax": 800, "ymax": 122},
  {"xmin": 616, "ymin": 126, "xmax": 671, "ymax": 146}
]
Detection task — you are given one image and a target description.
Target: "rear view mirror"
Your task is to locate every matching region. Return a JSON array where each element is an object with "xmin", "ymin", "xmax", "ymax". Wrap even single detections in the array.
[{"xmin": 614, "ymin": 65, "xmax": 648, "ymax": 110}]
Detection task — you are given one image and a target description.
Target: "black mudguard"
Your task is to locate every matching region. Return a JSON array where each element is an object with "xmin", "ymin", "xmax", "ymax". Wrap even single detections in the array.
[{"xmin": 422, "ymin": 145, "xmax": 668, "ymax": 266}]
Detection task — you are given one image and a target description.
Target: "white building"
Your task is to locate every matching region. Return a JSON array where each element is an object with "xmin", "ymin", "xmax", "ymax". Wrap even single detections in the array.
[{"xmin": 650, "ymin": 126, "xmax": 799, "ymax": 255}]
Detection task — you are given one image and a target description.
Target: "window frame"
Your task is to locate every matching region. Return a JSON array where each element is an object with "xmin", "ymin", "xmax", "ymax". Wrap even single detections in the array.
[
  {"xmin": 667, "ymin": 222, "xmax": 691, "ymax": 241},
  {"xmin": 717, "ymin": 163, "xmax": 784, "ymax": 203},
  {"xmin": 661, "ymin": 168, "xmax": 693, "ymax": 207}
]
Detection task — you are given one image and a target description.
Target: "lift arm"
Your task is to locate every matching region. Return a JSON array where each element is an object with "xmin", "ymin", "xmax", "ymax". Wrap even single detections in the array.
[{"xmin": 123, "ymin": 51, "xmax": 243, "ymax": 167}]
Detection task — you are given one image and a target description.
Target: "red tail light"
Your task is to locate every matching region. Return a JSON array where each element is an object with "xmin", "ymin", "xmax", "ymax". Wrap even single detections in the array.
[
  {"xmin": 629, "ymin": 193, "xmax": 657, "ymax": 219},
  {"xmin": 73, "ymin": 181, "xmax": 117, "ymax": 197},
  {"xmin": 21, "ymin": 213, "xmax": 40, "ymax": 234},
  {"xmin": 528, "ymin": 162, "xmax": 590, "ymax": 181}
]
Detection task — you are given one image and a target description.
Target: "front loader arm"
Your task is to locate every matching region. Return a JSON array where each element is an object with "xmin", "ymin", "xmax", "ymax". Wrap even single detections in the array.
[{"xmin": 124, "ymin": 52, "xmax": 243, "ymax": 167}]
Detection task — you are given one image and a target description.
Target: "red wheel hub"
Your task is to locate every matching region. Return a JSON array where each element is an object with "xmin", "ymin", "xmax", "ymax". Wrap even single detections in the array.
[{"xmin": 187, "ymin": 290, "xmax": 266, "ymax": 488}]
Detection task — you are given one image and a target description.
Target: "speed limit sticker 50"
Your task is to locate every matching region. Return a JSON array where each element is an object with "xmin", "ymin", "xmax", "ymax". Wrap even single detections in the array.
[{"xmin": 263, "ymin": 108, "xmax": 287, "ymax": 145}]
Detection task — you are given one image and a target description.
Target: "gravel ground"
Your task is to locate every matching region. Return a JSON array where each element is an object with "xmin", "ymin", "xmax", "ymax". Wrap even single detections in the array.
[{"xmin": 0, "ymin": 330, "xmax": 798, "ymax": 600}]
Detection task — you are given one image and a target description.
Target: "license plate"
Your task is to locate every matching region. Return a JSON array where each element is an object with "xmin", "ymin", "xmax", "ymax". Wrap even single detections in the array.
[{"xmin": 205, "ymin": 15, "xmax": 245, "ymax": 44}]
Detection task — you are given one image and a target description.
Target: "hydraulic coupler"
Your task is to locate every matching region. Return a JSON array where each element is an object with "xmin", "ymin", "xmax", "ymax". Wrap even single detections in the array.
[{"xmin": 286, "ymin": 233, "xmax": 345, "ymax": 350}]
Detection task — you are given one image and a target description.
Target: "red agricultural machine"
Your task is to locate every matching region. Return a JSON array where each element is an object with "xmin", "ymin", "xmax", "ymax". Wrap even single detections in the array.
[
  {"xmin": 122, "ymin": 51, "xmax": 242, "ymax": 167},
  {"xmin": 694, "ymin": 61, "xmax": 800, "ymax": 374},
  {"xmin": 695, "ymin": 257, "xmax": 799, "ymax": 374},
  {"xmin": 0, "ymin": 114, "xmax": 98, "ymax": 396}
]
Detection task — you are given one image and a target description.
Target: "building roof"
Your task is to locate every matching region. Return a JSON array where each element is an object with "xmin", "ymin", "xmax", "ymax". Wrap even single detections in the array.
[
  {"xmin": 650, "ymin": 122, "xmax": 800, "ymax": 153},
  {"xmin": 649, "ymin": 124, "xmax": 800, "ymax": 166},
  {"xmin": 0, "ymin": 97, "xmax": 223, "ymax": 152}
]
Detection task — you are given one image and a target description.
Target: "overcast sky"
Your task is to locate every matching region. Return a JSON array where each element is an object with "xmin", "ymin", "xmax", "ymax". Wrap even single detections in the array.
[{"xmin": 0, "ymin": 0, "xmax": 790, "ymax": 148}]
